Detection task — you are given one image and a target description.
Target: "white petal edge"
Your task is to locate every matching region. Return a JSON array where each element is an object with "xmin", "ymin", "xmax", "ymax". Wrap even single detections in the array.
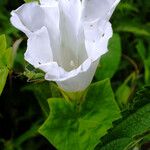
[
  {"xmin": 106, "ymin": 0, "xmax": 121, "ymax": 20},
  {"xmin": 38, "ymin": 62, "xmax": 64, "ymax": 79},
  {"xmin": 84, "ymin": 21, "xmax": 113, "ymax": 61},
  {"xmin": 25, "ymin": 26, "xmax": 53, "ymax": 68},
  {"xmin": 56, "ymin": 59, "xmax": 99, "ymax": 92},
  {"xmin": 81, "ymin": 0, "xmax": 120, "ymax": 22},
  {"xmin": 40, "ymin": 0, "xmax": 58, "ymax": 6},
  {"xmin": 10, "ymin": 9, "xmax": 31, "ymax": 37},
  {"xmin": 40, "ymin": 58, "xmax": 99, "ymax": 92},
  {"xmin": 10, "ymin": 2, "xmax": 45, "ymax": 36}
]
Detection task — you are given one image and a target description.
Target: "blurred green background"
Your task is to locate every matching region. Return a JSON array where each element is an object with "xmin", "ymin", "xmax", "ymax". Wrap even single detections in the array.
[{"xmin": 0, "ymin": 0, "xmax": 150, "ymax": 149}]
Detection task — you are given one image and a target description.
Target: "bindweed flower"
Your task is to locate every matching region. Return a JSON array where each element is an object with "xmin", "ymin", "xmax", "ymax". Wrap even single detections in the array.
[{"xmin": 11, "ymin": 0, "xmax": 120, "ymax": 92}]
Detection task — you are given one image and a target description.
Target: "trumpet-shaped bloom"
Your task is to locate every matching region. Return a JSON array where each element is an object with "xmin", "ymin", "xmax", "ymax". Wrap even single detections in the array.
[{"xmin": 10, "ymin": 0, "xmax": 120, "ymax": 92}]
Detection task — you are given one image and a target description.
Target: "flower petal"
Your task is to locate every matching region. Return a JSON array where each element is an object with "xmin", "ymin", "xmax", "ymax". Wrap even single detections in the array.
[
  {"xmin": 45, "ymin": 58, "xmax": 99, "ymax": 92},
  {"xmin": 47, "ymin": 21, "xmax": 112, "ymax": 92},
  {"xmin": 40, "ymin": 0, "xmax": 58, "ymax": 5},
  {"xmin": 58, "ymin": 0, "xmax": 82, "ymax": 71},
  {"xmin": 38, "ymin": 62, "xmax": 64, "ymax": 79},
  {"xmin": 84, "ymin": 20, "xmax": 113, "ymax": 61},
  {"xmin": 10, "ymin": 2, "xmax": 44, "ymax": 36},
  {"xmin": 76, "ymin": 24, "xmax": 88, "ymax": 66},
  {"xmin": 10, "ymin": 11, "xmax": 31, "ymax": 37},
  {"xmin": 25, "ymin": 27, "xmax": 53, "ymax": 68},
  {"xmin": 57, "ymin": 59, "xmax": 99, "ymax": 92},
  {"xmin": 82, "ymin": 0, "xmax": 120, "ymax": 22},
  {"xmin": 40, "ymin": 2, "xmax": 61, "ymax": 64}
]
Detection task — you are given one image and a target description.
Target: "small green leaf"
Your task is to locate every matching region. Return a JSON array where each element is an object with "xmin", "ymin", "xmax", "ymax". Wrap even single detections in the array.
[
  {"xmin": 136, "ymin": 40, "xmax": 150, "ymax": 83},
  {"xmin": 23, "ymin": 69, "xmax": 44, "ymax": 81},
  {"xmin": 95, "ymin": 34, "xmax": 121, "ymax": 80},
  {"xmin": 144, "ymin": 59, "xmax": 150, "ymax": 83},
  {"xmin": 39, "ymin": 79, "xmax": 121, "ymax": 150},
  {"xmin": 0, "ymin": 68, "xmax": 9, "ymax": 95},
  {"xmin": 116, "ymin": 84, "xmax": 131, "ymax": 106},
  {"xmin": 136, "ymin": 40, "xmax": 146, "ymax": 61},
  {"xmin": 0, "ymin": 35, "xmax": 12, "ymax": 95},
  {"xmin": 0, "ymin": 34, "xmax": 6, "ymax": 51},
  {"xmin": 115, "ymin": 72, "xmax": 137, "ymax": 108},
  {"xmin": 24, "ymin": 0, "xmax": 38, "ymax": 3}
]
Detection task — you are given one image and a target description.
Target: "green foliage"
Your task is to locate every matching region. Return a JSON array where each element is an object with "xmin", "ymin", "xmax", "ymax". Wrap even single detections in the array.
[
  {"xmin": 22, "ymin": 82, "xmax": 51, "ymax": 117},
  {"xmin": 113, "ymin": 0, "xmax": 150, "ymax": 37},
  {"xmin": 4, "ymin": 121, "xmax": 40, "ymax": 150},
  {"xmin": 118, "ymin": 2, "xmax": 138, "ymax": 12},
  {"xmin": 95, "ymin": 34, "xmax": 121, "ymax": 80},
  {"xmin": 39, "ymin": 79, "xmax": 121, "ymax": 150},
  {"xmin": 24, "ymin": 0, "xmax": 38, "ymax": 3},
  {"xmin": 136, "ymin": 40, "xmax": 150, "ymax": 84},
  {"xmin": 0, "ymin": 34, "xmax": 6, "ymax": 51},
  {"xmin": 96, "ymin": 86, "xmax": 150, "ymax": 150},
  {"xmin": 22, "ymin": 81, "xmax": 62, "ymax": 117},
  {"xmin": 23, "ymin": 66, "xmax": 44, "ymax": 82},
  {"xmin": 115, "ymin": 72, "xmax": 137, "ymax": 108},
  {"xmin": 116, "ymin": 22, "xmax": 150, "ymax": 37},
  {"xmin": 0, "ymin": 34, "xmax": 12, "ymax": 95},
  {"xmin": 98, "ymin": 138, "xmax": 131, "ymax": 150}
]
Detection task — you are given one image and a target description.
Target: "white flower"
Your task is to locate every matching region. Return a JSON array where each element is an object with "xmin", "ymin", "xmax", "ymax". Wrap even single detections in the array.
[{"xmin": 10, "ymin": 0, "xmax": 120, "ymax": 92}]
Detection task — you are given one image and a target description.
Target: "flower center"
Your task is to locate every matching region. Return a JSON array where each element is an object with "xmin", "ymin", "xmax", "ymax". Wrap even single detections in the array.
[{"xmin": 70, "ymin": 60, "xmax": 76, "ymax": 68}]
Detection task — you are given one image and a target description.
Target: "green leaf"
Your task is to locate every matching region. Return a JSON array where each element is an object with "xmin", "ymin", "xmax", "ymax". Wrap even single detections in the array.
[
  {"xmin": 144, "ymin": 59, "xmax": 150, "ymax": 83},
  {"xmin": 116, "ymin": 23, "xmax": 150, "ymax": 36},
  {"xmin": 96, "ymin": 86, "xmax": 150, "ymax": 150},
  {"xmin": 23, "ymin": 69, "xmax": 44, "ymax": 81},
  {"xmin": 0, "ymin": 68, "xmax": 9, "ymax": 95},
  {"xmin": 50, "ymin": 82, "xmax": 62, "ymax": 98},
  {"xmin": 104, "ymin": 104, "xmax": 150, "ymax": 142},
  {"xmin": 0, "ymin": 35, "xmax": 12, "ymax": 95},
  {"xmin": 22, "ymin": 82, "xmax": 62, "ymax": 117},
  {"xmin": 136, "ymin": 40, "xmax": 150, "ymax": 83},
  {"xmin": 116, "ymin": 84, "xmax": 131, "ymax": 107},
  {"xmin": 136, "ymin": 40, "xmax": 146, "ymax": 61},
  {"xmin": 0, "ymin": 34, "xmax": 6, "ymax": 52},
  {"xmin": 97, "ymin": 104, "xmax": 150, "ymax": 150},
  {"xmin": 13, "ymin": 121, "xmax": 40, "ymax": 148},
  {"xmin": 39, "ymin": 79, "xmax": 121, "ymax": 150},
  {"xmin": 24, "ymin": 0, "xmax": 38, "ymax": 3},
  {"xmin": 95, "ymin": 34, "xmax": 121, "ymax": 81},
  {"xmin": 118, "ymin": 2, "xmax": 138, "ymax": 12},
  {"xmin": 22, "ymin": 82, "xmax": 51, "ymax": 117},
  {"xmin": 115, "ymin": 72, "xmax": 136, "ymax": 108},
  {"xmin": 97, "ymin": 138, "xmax": 131, "ymax": 150}
]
